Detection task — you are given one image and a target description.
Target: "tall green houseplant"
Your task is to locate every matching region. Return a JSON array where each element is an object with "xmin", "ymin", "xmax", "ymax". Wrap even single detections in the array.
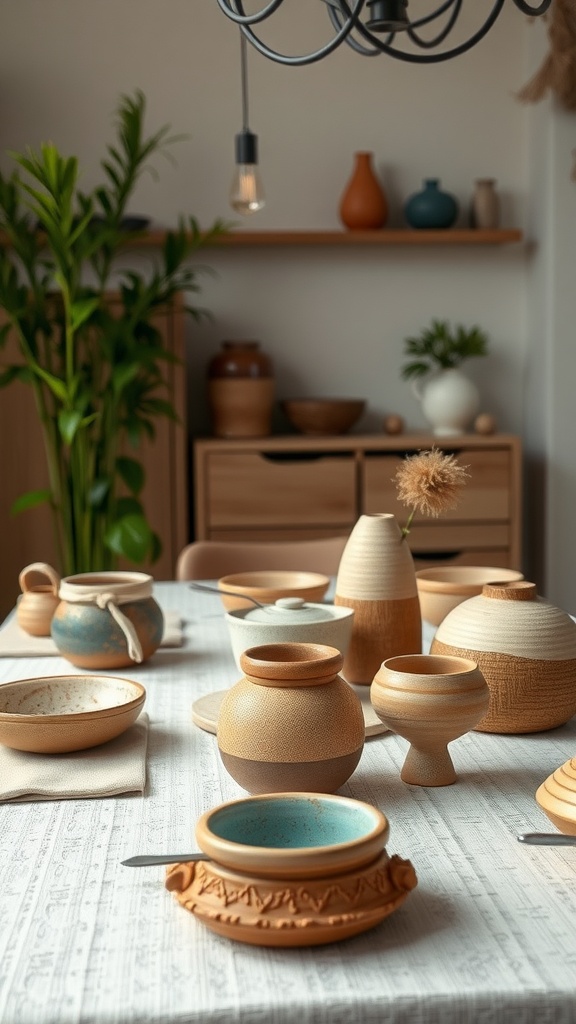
[{"xmin": 0, "ymin": 91, "xmax": 225, "ymax": 575}]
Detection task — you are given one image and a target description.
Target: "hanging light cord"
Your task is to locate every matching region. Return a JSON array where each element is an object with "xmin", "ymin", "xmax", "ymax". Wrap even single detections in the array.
[{"xmin": 240, "ymin": 31, "xmax": 250, "ymax": 131}]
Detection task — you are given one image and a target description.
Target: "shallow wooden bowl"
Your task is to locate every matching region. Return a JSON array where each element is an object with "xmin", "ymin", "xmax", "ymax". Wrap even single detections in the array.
[
  {"xmin": 416, "ymin": 565, "xmax": 524, "ymax": 626},
  {"xmin": 282, "ymin": 398, "xmax": 365, "ymax": 435},
  {"xmin": 0, "ymin": 674, "xmax": 146, "ymax": 753},
  {"xmin": 166, "ymin": 792, "xmax": 417, "ymax": 946},
  {"xmin": 218, "ymin": 570, "xmax": 330, "ymax": 611}
]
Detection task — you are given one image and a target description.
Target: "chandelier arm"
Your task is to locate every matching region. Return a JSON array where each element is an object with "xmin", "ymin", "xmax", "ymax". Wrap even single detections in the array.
[
  {"xmin": 512, "ymin": 0, "xmax": 551, "ymax": 13},
  {"xmin": 236, "ymin": 0, "xmax": 367, "ymax": 65},
  {"xmin": 403, "ymin": 0, "xmax": 460, "ymax": 31},
  {"xmin": 407, "ymin": 0, "xmax": 464, "ymax": 49},
  {"xmin": 216, "ymin": 0, "xmax": 286, "ymax": 26},
  {"xmin": 326, "ymin": 0, "xmax": 386, "ymax": 56}
]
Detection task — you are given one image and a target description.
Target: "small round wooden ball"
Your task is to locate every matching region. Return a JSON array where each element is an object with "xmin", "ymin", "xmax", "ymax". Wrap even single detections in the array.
[
  {"xmin": 383, "ymin": 414, "xmax": 404, "ymax": 435},
  {"xmin": 474, "ymin": 413, "xmax": 497, "ymax": 435}
]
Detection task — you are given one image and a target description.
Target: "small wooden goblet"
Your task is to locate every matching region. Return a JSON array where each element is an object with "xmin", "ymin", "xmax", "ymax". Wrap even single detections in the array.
[{"xmin": 371, "ymin": 654, "xmax": 489, "ymax": 786}]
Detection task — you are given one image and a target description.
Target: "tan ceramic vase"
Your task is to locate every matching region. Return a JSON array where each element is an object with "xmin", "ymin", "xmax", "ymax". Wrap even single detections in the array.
[
  {"xmin": 339, "ymin": 152, "xmax": 388, "ymax": 230},
  {"xmin": 50, "ymin": 571, "xmax": 164, "ymax": 669},
  {"xmin": 166, "ymin": 792, "xmax": 417, "ymax": 947},
  {"xmin": 216, "ymin": 642, "xmax": 365, "ymax": 794},
  {"xmin": 535, "ymin": 758, "xmax": 576, "ymax": 835},
  {"xmin": 371, "ymin": 654, "xmax": 490, "ymax": 786},
  {"xmin": 470, "ymin": 178, "xmax": 500, "ymax": 229},
  {"xmin": 431, "ymin": 581, "xmax": 576, "ymax": 733},
  {"xmin": 334, "ymin": 514, "xmax": 422, "ymax": 685},
  {"xmin": 16, "ymin": 561, "xmax": 61, "ymax": 636},
  {"xmin": 207, "ymin": 340, "xmax": 274, "ymax": 438}
]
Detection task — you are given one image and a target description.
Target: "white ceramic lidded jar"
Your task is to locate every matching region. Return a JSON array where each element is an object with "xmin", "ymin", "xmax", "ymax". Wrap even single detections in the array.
[
  {"xmin": 217, "ymin": 642, "xmax": 365, "ymax": 794},
  {"xmin": 431, "ymin": 580, "xmax": 576, "ymax": 733}
]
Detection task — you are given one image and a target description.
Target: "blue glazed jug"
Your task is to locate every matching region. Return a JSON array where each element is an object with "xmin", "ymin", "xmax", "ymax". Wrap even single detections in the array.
[{"xmin": 404, "ymin": 179, "xmax": 458, "ymax": 229}]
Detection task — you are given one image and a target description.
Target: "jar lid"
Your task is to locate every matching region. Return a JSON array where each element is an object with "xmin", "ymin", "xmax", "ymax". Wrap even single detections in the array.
[{"xmin": 243, "ymin": 597, "xmax": 335, "ymax": 624}]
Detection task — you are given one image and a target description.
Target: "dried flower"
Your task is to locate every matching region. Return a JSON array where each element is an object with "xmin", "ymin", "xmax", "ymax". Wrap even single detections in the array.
[{"xmin": 395, "ymin": 448, "xmax": 470, "ymax": 538}]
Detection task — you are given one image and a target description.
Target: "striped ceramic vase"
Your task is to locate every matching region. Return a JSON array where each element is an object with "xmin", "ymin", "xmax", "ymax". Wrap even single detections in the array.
[{"xmin": 334, "ymin": 514, "xmax": 422, "ymax": 685}]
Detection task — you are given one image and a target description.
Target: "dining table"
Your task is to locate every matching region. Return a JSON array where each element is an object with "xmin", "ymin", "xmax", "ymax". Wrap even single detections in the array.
[{"xmin": 1, "ymin": 579, "xmax": 576, "ymax": 1024}]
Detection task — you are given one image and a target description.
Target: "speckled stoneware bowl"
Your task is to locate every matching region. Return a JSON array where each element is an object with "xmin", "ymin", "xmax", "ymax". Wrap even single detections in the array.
[
  {"xmin": 224, "ymin": 599, "xmax": 354, "ymax": 670},
  {"xmin": 218, "ymin": 571, "xmax": 330, "ymax": 612},
  {"xmin": 0, "ymin": 675, "xmax": 146, "ymax": 753},
  {"xmin": 166, "ymin": 792, "xmax": 418, "ymax": 947}
]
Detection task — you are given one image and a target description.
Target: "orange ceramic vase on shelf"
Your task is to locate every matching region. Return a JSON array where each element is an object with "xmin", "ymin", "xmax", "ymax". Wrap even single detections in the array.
[
  {"xmin": 339, "ymin": 152, "xmax": 388, "ymax": 230},
  {"xmin": 334, "ymin": 514, "xmax": 422, "ymax": 685},
  {"xmin": 207, "ymin": 340, "xmax": 274, "ymax": 438}
]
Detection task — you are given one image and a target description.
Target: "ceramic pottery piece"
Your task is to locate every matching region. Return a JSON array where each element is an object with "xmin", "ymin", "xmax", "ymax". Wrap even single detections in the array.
[
  {"xmin": 416, "ymin": 565, "xmax": 524, "ymax": 626},
  {"xmin": 216, "ymin": 642, "xmax": 365, "ymax": 794},
  {"xmin": 217, "ymin": 570, "xmax": 330, "ymax": 611},
  {"xmin": 412, "ymin": 367, "xmax": 480, "ymax": 435},
  {"xmin": 281, "ymin": 397, "xmax": 365, "ymax": 436},
  {"xmin": 339, "ymin": 152, "xmax": 388, "ymax": 230},
  {"xmin": 208, "ymin": 341, "xmax": 274, "ymax": 438},
  {"xmin": 404, "ymin": 178, "xmax": 458, "ymax": 229},
  {"xmin": 0, "ymin": 674, "xmax": 145, "ymax": 753},
  {"xmin": 334, "ymin": 514, "xmax": 422, "ymax": 685},
  {"xmin": 536, "ymin": 758, "xmax": 576, "ymax": 835},
  {"xmin": 166, "ymin": 792, "xmax": 418, "ymax": 946},
  {"xmin": 431, "ymin": 581, "xmax": 576, "ymax": 733},
  {"xmin": 50, "ymin": 571, "xmax": 164, "ymax": 670},
  {"xmin": 224, "ymin": 598, "xmax": 355, "ymax": 671},
  {"xmin": 371, "ymin": 654, "xmax": 489, "ymax": 786},
  {"xmin": 16, "ymin": 561, "xmax": 61, "ymax": 636},
  {"xmin": 470, "ymin": 178, "xmax": 500, "ymax": 229}
]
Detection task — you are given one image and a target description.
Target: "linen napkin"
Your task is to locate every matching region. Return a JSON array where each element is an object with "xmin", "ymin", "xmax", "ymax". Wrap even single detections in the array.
[
  {"xmin": 0, "ymin": 712, "xmax": 149, "ymax": 802},
  {"xmin": 0, "ymin": 610, "xmax": 184, "ymax": 658}
]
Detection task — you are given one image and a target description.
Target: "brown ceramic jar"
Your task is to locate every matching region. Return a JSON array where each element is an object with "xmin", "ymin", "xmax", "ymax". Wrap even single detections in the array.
[
  {"xmin": 207, "ymin": 340, "xmax": 275, "ymax": 438},
  {"xmin": 216, "ymin": 642, "xmax": 365, "ymax": 794}
]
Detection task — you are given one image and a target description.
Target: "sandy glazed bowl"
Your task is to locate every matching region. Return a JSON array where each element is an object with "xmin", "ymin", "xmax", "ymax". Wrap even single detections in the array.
[
  {"xmin": 0, "ymin": 674, "xmax": 146, "ymax": 753},
  {"xmin": 165, "ymin": 792, "xmax": 418, "ymax": 947},
  {"xmin": 224, "ymin": 599, "xmax": 354, "ymax": 670},
  {"xmin": 416, "ymin": 565, "xmax": 524, "ymax": 626},
  {"xmin": 218, "ymin": 570, "xmax": 330, "ymax": 611},
  {"xmin": 281, "ymin": 398, "xmax": 365, "ymax": 436}
]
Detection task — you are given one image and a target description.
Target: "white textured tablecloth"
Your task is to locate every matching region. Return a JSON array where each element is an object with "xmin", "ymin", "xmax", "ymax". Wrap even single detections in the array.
[{"xmin": 1, "ymin": 581, "xmax": 576, "ymax": 1024}]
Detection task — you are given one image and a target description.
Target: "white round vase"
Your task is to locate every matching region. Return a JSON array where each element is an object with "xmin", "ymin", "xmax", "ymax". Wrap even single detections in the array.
[{"xmin": 413, "ymin": 368, "xmax": 480, "ymax": 435}]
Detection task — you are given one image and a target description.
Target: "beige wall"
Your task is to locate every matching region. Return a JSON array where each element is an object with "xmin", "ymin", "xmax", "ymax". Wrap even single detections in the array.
[{"xmin": 1, "ymin": 3, "xmax": 573, "ymax": 605}]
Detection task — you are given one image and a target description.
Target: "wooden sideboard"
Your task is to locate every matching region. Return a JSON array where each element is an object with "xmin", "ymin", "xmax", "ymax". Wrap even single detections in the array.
[
  {"xmin": 0, "ymin": 296, "xmax": 188, "ymax": 620},
  {"xmin": 193, "ymin": 433, "xmax": 522, "ymax": 570}
]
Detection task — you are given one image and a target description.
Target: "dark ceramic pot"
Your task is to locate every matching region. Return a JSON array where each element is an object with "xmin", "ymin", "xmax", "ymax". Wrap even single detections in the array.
[{"xmin": 404, "ymin": 179, "xmax": 458, "ymax": 230}]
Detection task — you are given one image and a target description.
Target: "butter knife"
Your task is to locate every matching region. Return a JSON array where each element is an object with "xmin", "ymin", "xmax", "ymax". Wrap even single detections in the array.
[
  {"xmin": 517, "ymin": 832, "xmax": 576, "ymax": 846},
  {"xmin": 122, "ymin": 853, "xmax": 210, "ymax": 866}
]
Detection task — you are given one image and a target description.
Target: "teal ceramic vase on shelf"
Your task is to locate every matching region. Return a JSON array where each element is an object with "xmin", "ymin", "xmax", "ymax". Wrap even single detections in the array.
[{"xmin": 404, "ymin": 178, "xmax": 458, "ymax": 229}]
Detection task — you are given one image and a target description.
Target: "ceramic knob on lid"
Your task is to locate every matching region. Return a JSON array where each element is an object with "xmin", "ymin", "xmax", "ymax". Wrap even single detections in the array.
[
  {"xmin": 242, "ymin": 597, "xmax": 335, "ymax": 624},
  {"xmin": 431, "ymin": 581, "xmax": 576, "ymax": 734}
]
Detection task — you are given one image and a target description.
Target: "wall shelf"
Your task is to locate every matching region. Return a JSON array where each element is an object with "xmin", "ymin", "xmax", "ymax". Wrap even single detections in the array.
[{"xmin": 139, "ymin": 228, "xmax": 523, "ymax": 248}]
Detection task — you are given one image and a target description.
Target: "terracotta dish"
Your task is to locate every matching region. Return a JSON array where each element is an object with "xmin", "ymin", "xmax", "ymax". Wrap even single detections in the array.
[
  {"xmin": 218, "ymin": 570, "xmax": 330, "ymax": 611},
  {"xmin": 0, "ymin": 674, "xmax": 145, "ymax": 753},
  {"xmin": 416, "ymin": 565, "xmax": 524, "ymax": 626},
  {"xmin": 282, "ymin": 398, "xmax": 365, "ymax": 436},
  {"xmin": 166, "ymin": 792, "xmax": 417, "ymax": 946}
]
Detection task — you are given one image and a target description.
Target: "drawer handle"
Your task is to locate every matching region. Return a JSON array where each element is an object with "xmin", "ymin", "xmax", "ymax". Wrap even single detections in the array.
[
  {"xmin": 413, "ymin": 551, "xmax": 463, "ymax": 562},
  {"xmin": 261, "ymin": 452, "xmax": 349, "ymax": 464}
]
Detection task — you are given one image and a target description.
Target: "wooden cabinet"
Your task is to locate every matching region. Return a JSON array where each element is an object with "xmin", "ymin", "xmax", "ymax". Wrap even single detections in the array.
[
  {"xmin": 0, "ymin": 296, "xmax": 188, "ymax": 620},
  {"xmin": 194, "ymin": 433, "xmax": 522, "ymax": 570}
]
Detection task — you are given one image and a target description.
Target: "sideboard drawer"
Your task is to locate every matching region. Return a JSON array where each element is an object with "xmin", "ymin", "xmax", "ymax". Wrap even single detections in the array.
[
  {"xmin": 203, "ymin": 451, "xmax": 356, "ymax": 529},
  {"xmin": 363, "ymin": 448, "xmax": 511, "ymax": 522}
]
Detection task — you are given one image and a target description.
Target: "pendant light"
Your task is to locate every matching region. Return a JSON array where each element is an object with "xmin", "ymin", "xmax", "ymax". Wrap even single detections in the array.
[{"xmin": 229, "ymin": 32, "xmax": 265, "ymax": 215}]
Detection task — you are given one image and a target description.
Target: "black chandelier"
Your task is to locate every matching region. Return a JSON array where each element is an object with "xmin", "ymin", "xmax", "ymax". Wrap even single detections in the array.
[{"xmin": 216, "ymin": 0, "xmax": 552, "ymax": 66}]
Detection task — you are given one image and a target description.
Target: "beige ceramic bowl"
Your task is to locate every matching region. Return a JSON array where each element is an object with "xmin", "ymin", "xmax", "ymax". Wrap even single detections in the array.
[
  {"xmin": 218, "ymin": 570, "xmax": 330, "ymax": 612},
  {"xmin": 0, "ymin": 674, "xmax": 146, "ymax": 753},
  {"xmin": 416, "ymin": 565, "xmax": 524, "ymax": 626},
  {"xmin": 282, "ymin": 397, "xmax": 365, "ymax": 436}
]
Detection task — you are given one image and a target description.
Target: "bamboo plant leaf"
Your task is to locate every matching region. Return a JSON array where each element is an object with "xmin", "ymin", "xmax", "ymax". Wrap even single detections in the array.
[
  {"xmin": 104, "ymin": 513, "xmax": 154, "ymax": 563},
  {"xmin": 11, "ymin": 489, "xmax": 52, "ymax": 514}
]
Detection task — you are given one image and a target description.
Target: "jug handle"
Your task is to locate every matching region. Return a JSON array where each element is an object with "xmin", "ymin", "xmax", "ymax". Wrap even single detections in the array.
[
  {"xmin": 19, "ymin": 562, "xmax": 61, "ymax": 596},
  {"xmin": 411, "ymin": 377, "xmax": 425, "ymax": 402}
]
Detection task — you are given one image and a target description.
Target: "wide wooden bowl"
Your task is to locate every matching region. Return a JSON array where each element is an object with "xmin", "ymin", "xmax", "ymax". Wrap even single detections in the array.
[
  {"xmin": 0, "ymin": 674, "xmax": 146, "ymax": 753},
  {"xmin": 282, "ymin": 398, "xmax": 365, "ymax": 435},
  {"xmin": 218, "ymin": 570, "xmax": 330, "ymax": 612}
]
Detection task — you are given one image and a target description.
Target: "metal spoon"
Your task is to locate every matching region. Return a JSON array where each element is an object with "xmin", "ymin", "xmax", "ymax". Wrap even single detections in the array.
[
  {"xmin": 517, "ymin": 832, "xmax": 576, "ymax": 846},
  {"xmin": 122, "ymin": 853, "xmax": 210, "ymax": 867},
  {"xmin": 189, "ymin": 581, "xmax": 266, "ymax": 608}
]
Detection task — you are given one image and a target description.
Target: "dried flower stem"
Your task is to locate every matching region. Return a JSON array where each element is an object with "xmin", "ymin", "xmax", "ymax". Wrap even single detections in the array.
[{"xmin": 394, "ymin": 448, "xmax": 470, "ymax": 539}]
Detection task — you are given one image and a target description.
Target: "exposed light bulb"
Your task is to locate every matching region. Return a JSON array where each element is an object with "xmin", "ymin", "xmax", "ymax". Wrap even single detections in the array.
[{"xmin": 230, "ymin": 129, "xmax": 265, "ymax": 216}]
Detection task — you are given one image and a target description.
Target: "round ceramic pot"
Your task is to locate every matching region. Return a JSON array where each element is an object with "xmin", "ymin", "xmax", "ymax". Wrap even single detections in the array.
[
  {"xmin": 224, "ymin": 598, "xmax": 355, "ymax": 670},
  {"xmin": 371, "ymin": 654, "xmax": 489, "ymax": 786},
  {"xmin": 217, "ymin": 642, "xmax": 365, "ymax": 794},
  {"xmin": 16, "ymin": 561, "xmax": 61, "ymax": 637},
  {"xmin": 50, "ymin": 571, "xmax": 164, "ymax": 669},
  {"xmin": 404, "ymin": 178, "xmax": 458, "ymax": 229},
  {"xmin": 165, "ymin": 792, "xmax": 418, "ymax": 947},
  {"xmin": 431, "ymin": 581, "xmax": 576, "ymax": 733},
  {"xmin": 412, "ymin": 368, "xmax": 480, "ymax": 435},
  {"xmin": 536, "ymin": 759, "xmax": 576, "ymax": 836},
  {"xmin": 207, "ymin": 341, "xmax": 274, "ymax": 438}
]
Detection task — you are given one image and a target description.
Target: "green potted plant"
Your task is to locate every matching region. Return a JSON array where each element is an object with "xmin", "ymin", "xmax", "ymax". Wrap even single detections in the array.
[
  {"xmin": 0, "ymin": 90, "xmax": 226, "ymax": 575},
  {"xmin": 401, "ymin": 318, "xmax": 489, "ymax": 436}
]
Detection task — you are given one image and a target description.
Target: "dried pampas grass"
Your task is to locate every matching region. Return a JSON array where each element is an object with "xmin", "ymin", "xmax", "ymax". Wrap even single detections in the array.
[{"xmin": 395, "ymin": 448, "xmax": 470, "ymax": 538}]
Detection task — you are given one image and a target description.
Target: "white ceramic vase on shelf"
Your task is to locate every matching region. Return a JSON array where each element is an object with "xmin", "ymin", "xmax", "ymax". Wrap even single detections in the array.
[
  {"xmin": 412, "ymin": 367, "xmax": 480, "ymax": 435},
  {"xmin": 334, "ymin": 514, "xmax": 422, "ymax": 685}
]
